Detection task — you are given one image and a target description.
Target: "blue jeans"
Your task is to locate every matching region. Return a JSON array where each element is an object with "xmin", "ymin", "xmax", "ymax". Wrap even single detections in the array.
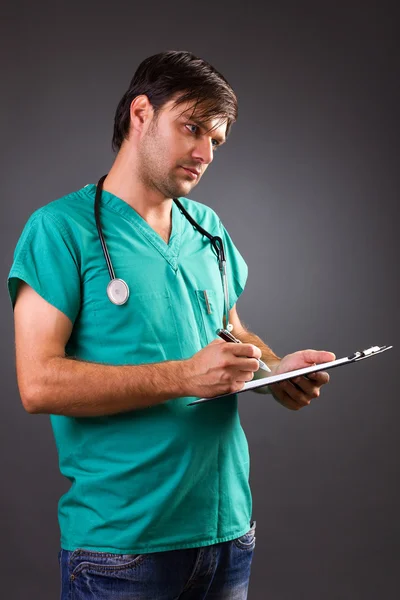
[{"xmin": 59, "ymin": 521, "xmax": 255, "ymax": 599}]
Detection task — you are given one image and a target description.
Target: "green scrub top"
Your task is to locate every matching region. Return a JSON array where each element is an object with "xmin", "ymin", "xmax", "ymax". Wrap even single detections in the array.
[{"xmin": 7, "ymin": 183, "xmax": 251, "ymax": 554}]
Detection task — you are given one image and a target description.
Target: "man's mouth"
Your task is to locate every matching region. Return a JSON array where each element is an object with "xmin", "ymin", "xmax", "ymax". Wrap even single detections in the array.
[{"xmin": 180, "ymin": 166, "xmax": 200, "ymax": 179}]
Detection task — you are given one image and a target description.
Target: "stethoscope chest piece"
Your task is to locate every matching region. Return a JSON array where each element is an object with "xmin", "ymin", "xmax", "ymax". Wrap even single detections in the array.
[
  {"xmin": 95, "ymin": 174, "xmax": 231, "ymax": 328},
  {"xmin": 107, "ymin": 278, "xmax": 130, "ymax": 305}
]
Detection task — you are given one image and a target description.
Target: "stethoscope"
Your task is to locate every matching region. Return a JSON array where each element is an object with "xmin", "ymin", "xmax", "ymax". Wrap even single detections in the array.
[{"xmin": 94, "ymin": 174, "xmax": 233, "ymax": 332}]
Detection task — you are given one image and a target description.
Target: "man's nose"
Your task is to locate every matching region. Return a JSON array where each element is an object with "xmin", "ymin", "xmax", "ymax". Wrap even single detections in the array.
[{"xmin": 191, "ymin": 138, "xmax": 214, "ymax": 165}]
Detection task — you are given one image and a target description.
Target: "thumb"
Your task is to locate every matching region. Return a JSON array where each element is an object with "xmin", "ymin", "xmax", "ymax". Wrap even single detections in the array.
[{"xmin": 304, "ymin": 349, "xmax": 336, "ymax": 364}]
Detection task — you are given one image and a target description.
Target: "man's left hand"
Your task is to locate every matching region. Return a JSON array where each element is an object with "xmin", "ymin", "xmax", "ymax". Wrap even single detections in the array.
[{"xmin": 269, "ymin": 349, "xmax": 335, "ymax": 411}]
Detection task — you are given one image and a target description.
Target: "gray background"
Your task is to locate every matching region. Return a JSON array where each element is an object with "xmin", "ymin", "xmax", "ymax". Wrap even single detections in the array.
[{"xmin": 1, "ymin": 1, "xmax": 399, "ymax": 598}]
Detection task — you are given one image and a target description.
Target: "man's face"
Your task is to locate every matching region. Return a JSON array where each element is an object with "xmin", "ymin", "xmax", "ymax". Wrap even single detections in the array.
[{"xmin": 136, "ymin": 97, "xmax": 228, "ymax": 199}]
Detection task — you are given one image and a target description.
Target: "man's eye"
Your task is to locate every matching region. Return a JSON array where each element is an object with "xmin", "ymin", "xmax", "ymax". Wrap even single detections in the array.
[
  {"xmin": 186, "ymin": 124, "xmax": 198, "ymax": 134},
  {"xmin": 185, "ymin": 124, "xmax": 219, "ymax": 150}
]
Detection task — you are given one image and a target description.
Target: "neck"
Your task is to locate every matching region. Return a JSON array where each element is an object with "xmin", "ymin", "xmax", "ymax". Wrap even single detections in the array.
[{"xmin": 101, "ymin": 146, "xmax": 172, "ymax": 222}]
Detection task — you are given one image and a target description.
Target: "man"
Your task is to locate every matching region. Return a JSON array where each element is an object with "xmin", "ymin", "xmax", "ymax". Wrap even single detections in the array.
[{"xmin": 8, "ymin": 50, "xmax": 334, "ymax": 599}]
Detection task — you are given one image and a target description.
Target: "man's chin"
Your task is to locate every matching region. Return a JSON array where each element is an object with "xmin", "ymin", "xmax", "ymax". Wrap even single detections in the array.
[{"xmin": 169, "ymin": 180, "xmax": 197, "ymax": 198}]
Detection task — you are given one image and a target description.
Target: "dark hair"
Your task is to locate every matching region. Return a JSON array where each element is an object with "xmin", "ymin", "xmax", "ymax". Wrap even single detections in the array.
[{"xmin": 111, "ymin": 50, "xmax": 238, "ymax": 152}]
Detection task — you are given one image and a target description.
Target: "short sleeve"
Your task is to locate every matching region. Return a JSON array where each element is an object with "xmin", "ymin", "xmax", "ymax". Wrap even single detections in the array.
[
  {"xmin": 7, "ymin": 209, "xmax": 81, "ymax": 324},
  {"xmin": 218, "ymin": 220, "xmax": 248, "ymax": 310}
]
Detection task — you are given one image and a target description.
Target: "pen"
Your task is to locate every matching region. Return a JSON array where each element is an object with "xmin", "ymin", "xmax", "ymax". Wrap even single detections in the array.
[{"xmin": 216, "ymin": 328, "xmax": 271, "ymax": 372}]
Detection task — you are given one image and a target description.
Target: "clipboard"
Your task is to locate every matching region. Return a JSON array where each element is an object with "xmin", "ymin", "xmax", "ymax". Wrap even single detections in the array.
[{"xmin": 187, "ymin": 345, "xmax": 393, "ymax": 406}]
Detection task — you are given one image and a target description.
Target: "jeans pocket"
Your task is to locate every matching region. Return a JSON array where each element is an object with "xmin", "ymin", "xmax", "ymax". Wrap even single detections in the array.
[
  {"xmin": 233, "ymin": 520, "xmax": 256, "ymax": 550},
  {"xmin": 69, "ymin": 548, "xmax": 146, "ymax": 578}
]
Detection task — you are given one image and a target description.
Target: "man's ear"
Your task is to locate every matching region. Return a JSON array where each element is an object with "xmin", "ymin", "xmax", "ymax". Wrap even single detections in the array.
[{"xmin": 129, "ymin": 94, "xmax": 154, "ymax": 136}]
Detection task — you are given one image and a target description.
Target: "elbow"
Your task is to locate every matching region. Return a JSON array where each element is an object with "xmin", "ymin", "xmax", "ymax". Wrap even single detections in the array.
[{"xmin": 19, "ymin": 383, "xmax": 48, "ymax": 414}]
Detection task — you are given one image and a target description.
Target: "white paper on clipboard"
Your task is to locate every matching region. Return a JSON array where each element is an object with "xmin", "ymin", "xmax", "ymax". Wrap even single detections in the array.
[{"xmin": 187, "ymin": 345, "xmax": 393, "ymax": 406}]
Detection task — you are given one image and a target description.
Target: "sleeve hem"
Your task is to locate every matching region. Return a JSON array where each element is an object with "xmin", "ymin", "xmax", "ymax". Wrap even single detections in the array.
[
  {"xmin": 7, "ymin": 272, "xmax": 75, "ymax": 325},
  {"xmin": 229, "ymin": 265, "xmax": 249, "ymax": 310}
]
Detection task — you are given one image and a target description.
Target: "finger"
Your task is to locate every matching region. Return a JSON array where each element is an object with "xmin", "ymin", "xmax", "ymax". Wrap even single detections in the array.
[
  {"xmin": 229, "ymin": 357, "xmax": 260, "ymax": 371},
  {"xmin": 305, "ymin": 371, "xmax": 330, "ymax": 385},
  {"xmin": 269, "ymin": 384, "xmax": 307, "ymax": 411},
  {"xmin": 231, "ymin": 343, "xmax": 262, "ymax": 360},
  {"xmin": 290, "ymin": 376, "xmax": 321, "ymax": 398},
  {"xmin": 236, "ymin": 371, "xmax": 255, "ymax": 383},
  {"xmin": 275, "ymin": 380, "xmax": 311, "ymax": 407}
]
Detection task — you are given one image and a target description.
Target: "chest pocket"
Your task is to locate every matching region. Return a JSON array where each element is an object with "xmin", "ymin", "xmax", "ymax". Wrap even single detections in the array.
[
  {"xmin": 194, "ymin": 289, "xmax": 223, "ymax": 347},
  {"xmin": 81, "ymin": 288, "xmax": 184, "ymax": 364}
]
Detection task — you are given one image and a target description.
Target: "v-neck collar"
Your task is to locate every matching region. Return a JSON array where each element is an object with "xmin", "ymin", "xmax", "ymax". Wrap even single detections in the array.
[{"xmin": 83, "ymin": 183, "xmax": 183, "ymax": 270}]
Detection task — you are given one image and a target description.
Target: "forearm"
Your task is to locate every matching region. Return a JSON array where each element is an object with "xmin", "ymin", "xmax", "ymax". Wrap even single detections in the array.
[
  {"xmin": 234, "ymin": 329, "xmax": 280, "ymax": 395},
  {"xmin": 234, "ymin": 329, "xmax": 281, "ymax": 368},
  {"xmin": 24, "ymin": 357, "xmax": 192, "ymax": 417}
]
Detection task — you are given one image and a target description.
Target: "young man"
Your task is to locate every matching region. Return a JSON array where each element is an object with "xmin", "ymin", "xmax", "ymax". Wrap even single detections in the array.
[{"xmin": 8, "ymin": 50, "xmax": 334, "ymax": 599}]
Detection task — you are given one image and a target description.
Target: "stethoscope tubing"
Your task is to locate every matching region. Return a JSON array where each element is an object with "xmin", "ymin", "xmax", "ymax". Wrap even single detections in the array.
[{"xmin": 94, "ymin": 174, "xmax": 231, "ymax": 329}]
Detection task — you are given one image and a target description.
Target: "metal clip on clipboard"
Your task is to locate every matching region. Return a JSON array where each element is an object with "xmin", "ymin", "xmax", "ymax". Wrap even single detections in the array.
[
  {"xmin": 187, "ymin": 344, "xmax": 393, "ymax": 406},
  {"xmin": 348, "ymin": 345, "xmax": 392, "ymax": 361}
]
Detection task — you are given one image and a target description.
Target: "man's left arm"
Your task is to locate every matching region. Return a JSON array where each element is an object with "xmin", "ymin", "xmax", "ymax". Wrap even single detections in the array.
[{"xmin": 228, "ymin": 304, "xmax": 334, "ymax": 411}]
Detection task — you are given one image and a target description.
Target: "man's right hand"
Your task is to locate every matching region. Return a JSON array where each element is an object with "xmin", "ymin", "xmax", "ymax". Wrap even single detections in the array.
[
  {"xmin": 184, "ymin": 338, "xmax": 262, "ymax": 399},
  {"xmin": 13, "ymin": 281, "xmax": 261, "ymax": 415}
]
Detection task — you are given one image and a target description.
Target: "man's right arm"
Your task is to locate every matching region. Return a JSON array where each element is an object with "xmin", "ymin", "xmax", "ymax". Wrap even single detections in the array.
[{"xmin": 14, "ymin": 282, "xmax": 194, "ymax": 417}]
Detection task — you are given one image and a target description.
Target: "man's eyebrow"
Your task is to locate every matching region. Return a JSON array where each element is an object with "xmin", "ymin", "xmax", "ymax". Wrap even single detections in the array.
[{"xmin": 182, "ymin": 115, "xmax": 227, "ymax": 144}]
